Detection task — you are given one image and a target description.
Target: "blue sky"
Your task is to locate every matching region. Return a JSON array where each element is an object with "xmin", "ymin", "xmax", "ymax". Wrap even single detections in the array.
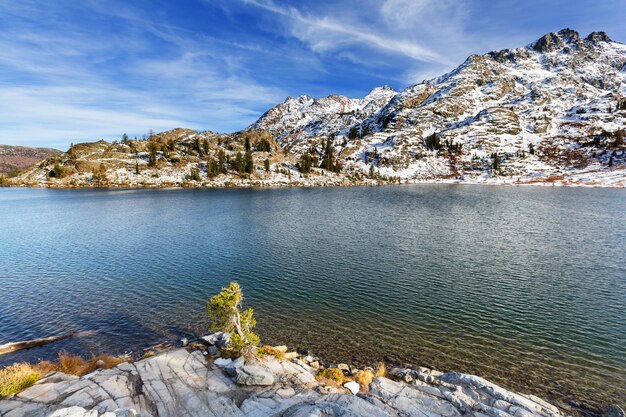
[{"xmin": 1, "ymin": 0, "xmax": 625, "ymax": 149}]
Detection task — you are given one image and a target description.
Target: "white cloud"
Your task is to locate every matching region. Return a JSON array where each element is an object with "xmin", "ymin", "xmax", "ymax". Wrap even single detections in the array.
[
  {"xmin": 0, "ymin": 1, "xmax": 286, "ymax": 148},
  {"xmin": 242, "ymin": 0, "xmax": 445, "ymax": 64}
]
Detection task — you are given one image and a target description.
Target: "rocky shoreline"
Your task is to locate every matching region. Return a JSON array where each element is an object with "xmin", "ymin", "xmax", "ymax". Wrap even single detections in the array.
[
  {"xmin": 2, "ymin": 333, "xmax": 622, "ymax": 417},
  {"xmin": 3, "ymin": 168, "xmax": 626, "ymax": 190}
]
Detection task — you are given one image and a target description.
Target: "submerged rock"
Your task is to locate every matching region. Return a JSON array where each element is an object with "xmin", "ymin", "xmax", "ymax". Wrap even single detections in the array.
[{"xmin": 605, "ymin": 405, "xmax": 626, "ymax": 417}]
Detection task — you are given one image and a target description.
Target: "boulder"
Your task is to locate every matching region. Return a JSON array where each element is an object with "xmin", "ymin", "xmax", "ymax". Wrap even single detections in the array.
[
  {"xmin": 201, "ymin": 331, "xmax": 230, "ymax": 347},
  {"xmin": 337, "ymin": 363, "xmax": 350, "ymax": 372},
  {"xmin": 49, "ymin": 406, "xmax": 99, "ymax": 417},
  {"xmin": 343, "ymin": 381, "xmax": 360, "ymax": 394},
  {"xmin": 225, "ymin": 356, "xmax": 245, "ymax": 377},
  {"xmin": 235, "ymin": 365, "xmax": 275, "ymax": 386},
  {"xmin": 214, "ymin": 357, "xmax": 232, "ymax": 367}
]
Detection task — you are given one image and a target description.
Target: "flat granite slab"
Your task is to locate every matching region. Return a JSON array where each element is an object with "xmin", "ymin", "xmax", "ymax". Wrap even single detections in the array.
[{"xmin": 0, "ymin": 348, "xmax": 568, "ymax": 417}]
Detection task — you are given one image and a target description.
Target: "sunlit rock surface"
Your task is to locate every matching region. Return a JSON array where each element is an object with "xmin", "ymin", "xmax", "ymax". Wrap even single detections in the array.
[{"xmin": 0, "ymin": 348, "xmax": 570, "ymax": 417}]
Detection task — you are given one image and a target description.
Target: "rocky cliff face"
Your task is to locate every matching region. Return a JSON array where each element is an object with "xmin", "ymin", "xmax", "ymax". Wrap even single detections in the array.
[{"xmin": 6, "ymin": 29, "xmax": 626, "ymax": 188}]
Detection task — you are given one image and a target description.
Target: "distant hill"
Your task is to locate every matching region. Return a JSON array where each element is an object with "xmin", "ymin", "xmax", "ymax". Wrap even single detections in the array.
[{"xmin": 0, "ymin": 145, "xmax": 61, "ymax": 175}]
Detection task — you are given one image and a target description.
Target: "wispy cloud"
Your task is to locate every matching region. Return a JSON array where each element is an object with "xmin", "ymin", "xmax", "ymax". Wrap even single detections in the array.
[
  {"xmin": 1, "ymin": 0, "xmax": 624, "ymax": 148},
  {"xmin": 0, "ymin": 1, "xmax": 286, "ymax": 148},
  {"xmin": 241, "ymin": 0, "xmax": 444, "ymax": 64}
]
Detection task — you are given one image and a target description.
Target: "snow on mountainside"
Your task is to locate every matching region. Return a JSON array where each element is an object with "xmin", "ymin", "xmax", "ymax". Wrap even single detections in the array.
[
  {"xmin": 249, "ymin": 28, "xmax": 626, "ymax": 186},
  {"xmin": 5, "ymin": 29, "xmax": 626, "ymax": 188}
]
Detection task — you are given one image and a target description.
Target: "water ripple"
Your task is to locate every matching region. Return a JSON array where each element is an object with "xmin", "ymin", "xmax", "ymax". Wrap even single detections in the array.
[{"xmin": 0, "ymin": 186, "xmax": 624, "ymax": 412}]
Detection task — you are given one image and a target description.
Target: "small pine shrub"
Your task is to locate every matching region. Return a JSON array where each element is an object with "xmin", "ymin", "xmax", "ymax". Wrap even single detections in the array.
[{"xmin": 207, "ymin": 282, "xmax": 260, "ymax": 356}]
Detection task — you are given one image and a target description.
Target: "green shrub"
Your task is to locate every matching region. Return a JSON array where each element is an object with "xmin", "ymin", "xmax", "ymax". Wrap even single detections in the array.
[
  {"xmin": 207, "ymin": 282, "xmax": 260, "ymax": 356},
  {"xmin": 317, "ymin": 368, "xmax": 345, "ymax": 383}
]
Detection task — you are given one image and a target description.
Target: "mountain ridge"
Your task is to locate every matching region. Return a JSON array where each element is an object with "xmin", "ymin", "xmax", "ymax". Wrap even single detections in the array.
[{"xmin": 4, "ymin": 28, "xmax": 625, "ymax": 188}]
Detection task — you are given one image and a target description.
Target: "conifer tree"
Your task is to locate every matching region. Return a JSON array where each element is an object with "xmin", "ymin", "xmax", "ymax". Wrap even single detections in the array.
[
  {"xmin": 615, "ymin": 129, "xmax": 624, "ymax": 147},
  {"xmin": 492, "ymin": 152, "xmax": 501, "ymax": 171},
  {"xmin": 321, "ymin": 138, "xmax": 335, "ymax": 171},
  {"xmin": 298, "ymin": 153, "xmax": 312, "ymax": 173},
  {"xmin": 207, "ymin": 158, "xmax": 219, "ymax": 178},
  {"xmin": 148, "ymin": 142, "xmax": 158, "ymax": 167},
  {"xmin": 51, "ymin": 161, "xmax": 64, "ymax": 178},
  {"xmin": 207, "ymin": 282, "xmax": 259, "ymax": 355},
  {"xmin": 244, "ymin": 150, "xmax": 254, "ymax": 174},
  {"xmin": 235, "ymin": 151, "xmax": 245, "ymax": 173},
  {"xmin": 218, "ymin": 149, "xmax": 227, "ymax": 173}
]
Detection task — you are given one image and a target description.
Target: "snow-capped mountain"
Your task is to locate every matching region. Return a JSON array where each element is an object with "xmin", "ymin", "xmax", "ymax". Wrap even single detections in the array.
[
  {"xmin": 6, "ymin": 29, "xmax": 625, "ymax": 188},
  {"xmin": 250, "ymin": 28, "xmax": 626, "ymax": 183}
]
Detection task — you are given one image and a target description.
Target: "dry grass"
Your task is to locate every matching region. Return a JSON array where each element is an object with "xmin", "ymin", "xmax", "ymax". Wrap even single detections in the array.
[
  {"xmin": 316, "ymin": 368, "xmax": 346, "ymax": 387},
  {"xmin": 354, "ymin": 369, "xmax": 374, "ymax": 392},
  {"xmin": 0, "ymin": 352, "xmax": 127, "ymax": 397},
  {"xmin": 54, "ymin": 353, "xmax": 125, "ymax": 376},
  {"xmin": 375, "ymin": 362, "xmax": 386, "ymax": 377},
  {"xmin": 256, "ymin": 345, "xmax": 285, "ymax": 361},
  {"xmin": 0, "ymin": 363, "xmax": 41, "ymax": 397},
  {"xmin": 35, "ymin": 361, "xmax": 58, "ymax": 375}
]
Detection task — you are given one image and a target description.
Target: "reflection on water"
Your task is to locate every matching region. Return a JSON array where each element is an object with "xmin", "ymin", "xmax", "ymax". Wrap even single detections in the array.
[{"xmin": 0, "ymin": 185, "xmax": 624, "ymax": 412}]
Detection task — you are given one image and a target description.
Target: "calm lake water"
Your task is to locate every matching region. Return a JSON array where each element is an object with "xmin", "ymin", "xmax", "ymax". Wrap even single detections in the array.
[{"xmin": 0, "ymin": 186, "xmax": 624, "ymax": 411}]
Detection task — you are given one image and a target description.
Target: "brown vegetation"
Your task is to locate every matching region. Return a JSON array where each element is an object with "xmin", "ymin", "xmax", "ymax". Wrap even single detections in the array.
[
  {"xmin": 256, "ymin": 345, "xmax": 286, "ymax": 361},
  {"xmin": 0, "ymin": 353, "xmax": 126, "ymax": 397}
]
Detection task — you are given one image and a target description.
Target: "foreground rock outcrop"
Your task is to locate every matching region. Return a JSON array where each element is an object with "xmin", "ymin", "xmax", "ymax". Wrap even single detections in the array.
[{"xmin": 0, "ymin": 347, "xmax": 570, "ymax": 417}]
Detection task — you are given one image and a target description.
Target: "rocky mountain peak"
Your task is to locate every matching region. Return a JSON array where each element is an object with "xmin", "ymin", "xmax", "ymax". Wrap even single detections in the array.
[
  {"xmin": 530, "ymin": 28, "xmax": 581, "ymax": 52},
  {"xmin": 586, "ymin": 31, "xmax": 613, "ymax": 43}
]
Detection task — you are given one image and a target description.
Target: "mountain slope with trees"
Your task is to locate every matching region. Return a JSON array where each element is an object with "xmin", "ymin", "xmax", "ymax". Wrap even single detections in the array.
[{"xmin": 5, "ymin": 29, "xmax": 625, "ymax": 188}]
